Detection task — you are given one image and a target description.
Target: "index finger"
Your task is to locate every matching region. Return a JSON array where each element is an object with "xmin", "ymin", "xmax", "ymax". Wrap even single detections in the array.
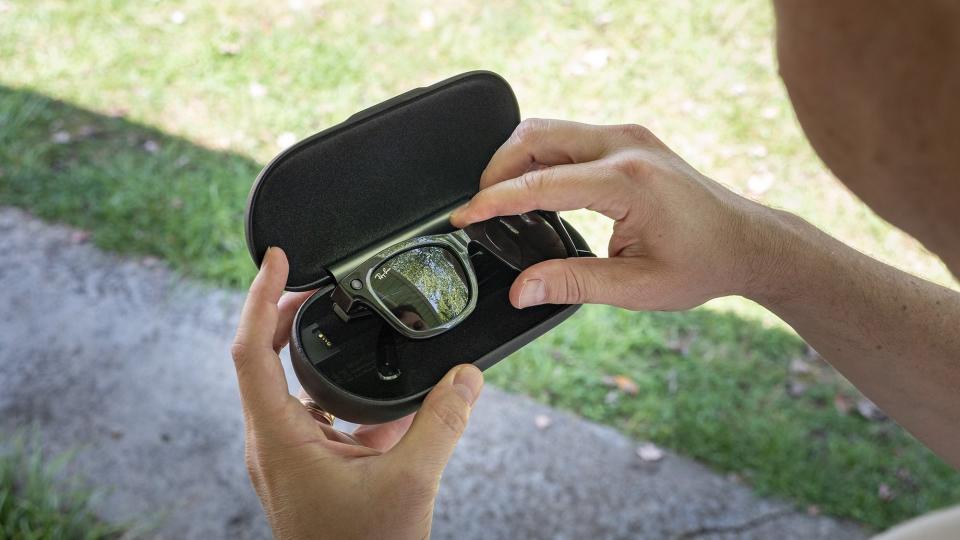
[
  {"xmin": 479, "ymin": 119, "xmax": 609, "ymax": 189},
  {"xmin": 231, "ymin": 247, "xmax": 292, "ymax": 419},
  {"xmin": 452, "ymin": 160, "xmax": 627, "ymax": 227}
]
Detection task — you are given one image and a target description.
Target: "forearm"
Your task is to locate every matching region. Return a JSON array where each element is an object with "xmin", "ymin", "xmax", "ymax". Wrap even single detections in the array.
[{"xmin": 748, "ymin": 209, "xmax": 960, "ymax": 468}]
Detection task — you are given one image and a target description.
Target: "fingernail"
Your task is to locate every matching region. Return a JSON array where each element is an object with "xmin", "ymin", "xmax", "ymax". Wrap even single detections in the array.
[
  {"xmin": 261, "ymin": 247, "xmax": 275, "ymax": 269},
  {"xmin": 452, "ymin": 365, "xmax": 483, "ymax": 405},
  {"xmin": 517, "ymin": 279, "xmax": 546, "ymax": 308}
]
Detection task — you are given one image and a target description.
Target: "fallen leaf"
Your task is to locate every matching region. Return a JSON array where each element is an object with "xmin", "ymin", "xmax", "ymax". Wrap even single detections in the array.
[
  {"xmin": 856, "ymin": 398, "xmax": 886, "ymax": 421},
  {"xmin": 593, "ymin": 12, "xmax": 614, "ymax": 27},
  {"xmin": 637, "ymin": 443, "xmax": 664, "ymax": 462},
  {"xmin": 806, "ymin": 505, "xmax": 820, "ymax": 516},
  {"xmin": 69, "ymin": 230, "xmax": 91, "ymax": 244},
  {"xmin": 51, "ymin": 130, "xmax": 71, "ymax": 144},
  {"xmin": 249, "ymin": 82, "xmax": 267, "ymax": 98},
  {"xmin": 533, "ymin": 414, "xmax": 551, "ymax": 430},
  {"xmin": 418, "ymin": 9, "xmax": 435, "ymax": 30},
  {"xmin": 143, "ymin": 140, "xmax": 160, "ymax": 153},
  {"xmin": 603, "ymin": 390, "xmax": 620, "ymax": 405},
  {"xmin": 878, "ymin": 483, "xmax": 895, "ymax": 501},
  {"xmin": 218, "ymin": 42, "xmax": 242, "ymax": 55},
  {"xmin": 788, "ymin": 357, "xmax": 812, "ymax": 375},
  {"xmin": 667, "ymin": 330, "xmax": 697, "ymax": 356},
  {"xmin": 666, "ymin": 368, "xmax": 678, "ymax": 395},
  {"xmin": 582, "ymin": 48, "xmax": 610, "ymax": 69},
  {"xmin": 276, "ymin": 132, "xmax": 297, "ymax": 148},
  {"xmin": 834, "ymin": 394, "xmax": 852, "ymax": 415},
  {"xmin": 747, "ymin": 172, "xmax": 775, "ymax": 195},
  {"xmin": 895, "ymin": 467, "xmax": 914, "ymax": 485},
  {"xmin": 787, "ymin": 381, "xmax": 807, "ymax": 397},
  {"xmin": 602, "ymin": 375, "xmax": 639, "ymax": 396},
  {"xmin": 748, "ymin": 144, "xmax": 768, "ymax": 158}
]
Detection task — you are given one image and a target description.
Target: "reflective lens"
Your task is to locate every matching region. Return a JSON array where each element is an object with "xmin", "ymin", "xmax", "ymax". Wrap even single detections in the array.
[
  {"xmin": 464, "ymin": 212, "xmax": 569, "ymax": 270},
  {"xmin": 369, "ymin": 246, "xmax": 470, "ymax": 332}
]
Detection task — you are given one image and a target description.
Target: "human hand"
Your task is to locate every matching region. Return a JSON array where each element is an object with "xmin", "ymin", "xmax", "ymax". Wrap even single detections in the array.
[
  {"xmin": 450, "ymin": 119, "xmax": 783, "ymax": 311},
  {"xmin": 231, "ymin": 247, "xmax": 484, "ymax": 540}
]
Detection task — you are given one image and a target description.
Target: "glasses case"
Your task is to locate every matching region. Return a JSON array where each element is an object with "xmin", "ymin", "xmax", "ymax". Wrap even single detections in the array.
[{"xmin": 244, "ymin": 71, "xmax": 593, "ymax": 424}]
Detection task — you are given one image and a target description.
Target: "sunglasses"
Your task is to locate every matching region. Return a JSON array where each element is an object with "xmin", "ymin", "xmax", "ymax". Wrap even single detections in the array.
[{"xmin": 331, "ymin": 211, "xmax": 577, "ymax": 340}]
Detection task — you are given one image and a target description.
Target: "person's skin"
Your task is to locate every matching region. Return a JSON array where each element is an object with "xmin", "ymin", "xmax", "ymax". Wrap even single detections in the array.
[
  {"xmin": 231, "ymin": 2, "xmax": 960, "ymax": 535},
  {"xmin": 774, "ymin": 0, "xmax": 960, "ymax": 277},
  {"xmin": 449, "ymin": 118, "xmax": 960, "ymax": 469},
  {"xmin": 230, "ymin": 247, "xmax": 484, "ymax": 539}
]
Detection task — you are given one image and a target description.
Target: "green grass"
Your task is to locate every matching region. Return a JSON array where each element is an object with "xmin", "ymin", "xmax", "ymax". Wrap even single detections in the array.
[
  {"xmin": 2, "ymin": 0, "xmax": 959, "ymax": 532},
  {"xmin": 0, "ymin": 435, "xmax": 124, "ymax": 539},
  {"xmin": 487, "ymin": 307, "xmax": 960, "ymax": 528}
]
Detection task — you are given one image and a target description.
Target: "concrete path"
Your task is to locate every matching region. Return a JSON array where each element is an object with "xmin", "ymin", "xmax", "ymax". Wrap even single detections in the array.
[{"xmin": 0, "ymin": 207, "xmax": 866, "ymax": 539}]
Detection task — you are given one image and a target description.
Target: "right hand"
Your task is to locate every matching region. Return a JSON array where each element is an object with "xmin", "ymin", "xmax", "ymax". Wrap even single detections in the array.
[{"xmin": 450, "ymin": 119, "xmax": 784, "ymax": 311}]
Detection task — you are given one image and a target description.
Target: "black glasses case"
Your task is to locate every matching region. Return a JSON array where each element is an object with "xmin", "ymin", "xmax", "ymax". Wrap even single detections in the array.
[{"xmin": 244, "ymin": 71, "xmax": 592, "ymax": 424}]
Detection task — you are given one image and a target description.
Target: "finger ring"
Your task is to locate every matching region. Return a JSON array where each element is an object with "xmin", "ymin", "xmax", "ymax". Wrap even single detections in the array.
[{"xmin": 299, "ymin": 398, "xmax": 335, "ymax": 426}]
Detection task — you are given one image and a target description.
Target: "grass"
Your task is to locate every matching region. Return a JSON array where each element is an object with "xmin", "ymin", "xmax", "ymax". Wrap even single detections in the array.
[
  {"xmin": 1, "ymin": 0, "xmax": 958, "ymax": 532},
  {"xmin": 0, "ymin": 434, "xmax": 124, "ymax": 539},
  {"xmin": 487, "ymin": 307, "xmax": 960, "ymax": 528}
]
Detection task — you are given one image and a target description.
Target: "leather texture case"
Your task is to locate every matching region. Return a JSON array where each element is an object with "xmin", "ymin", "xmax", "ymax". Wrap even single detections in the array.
[{"xmin": 245, "ymin": 71, "xmax": 592, "ymax": 424}]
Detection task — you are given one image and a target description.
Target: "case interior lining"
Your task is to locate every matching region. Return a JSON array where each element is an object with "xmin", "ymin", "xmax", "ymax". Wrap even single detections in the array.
[{"xmin": 247, "ymin": 74, "xmax": 521, "ymax": 290}]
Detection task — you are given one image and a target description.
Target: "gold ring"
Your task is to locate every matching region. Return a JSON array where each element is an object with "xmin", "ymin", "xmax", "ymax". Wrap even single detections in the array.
[{"xmin": 299, "ymin": 398, "xmax": 335, "ymax": 426}]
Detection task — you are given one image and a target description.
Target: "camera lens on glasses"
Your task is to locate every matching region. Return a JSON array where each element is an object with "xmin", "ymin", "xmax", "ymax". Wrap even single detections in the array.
[{"xmin": 369, "ymin": 246, "xmax": 470, "ymax": 332}]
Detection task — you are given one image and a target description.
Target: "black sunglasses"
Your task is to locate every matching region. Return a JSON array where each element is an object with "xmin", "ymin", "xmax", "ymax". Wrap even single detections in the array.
[{"xmin": 331, "ymin": 211, "xmax": 577, "ymax": 340}]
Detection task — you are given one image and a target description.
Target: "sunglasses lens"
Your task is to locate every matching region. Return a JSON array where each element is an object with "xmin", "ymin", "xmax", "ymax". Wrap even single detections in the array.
[
  {"xmin": 370, "ymin": 246, "xmax": 470, "ymax": 332},
  {"xmin": 466, "ymin": 212, "xmax": 568, "ymax": 270}
]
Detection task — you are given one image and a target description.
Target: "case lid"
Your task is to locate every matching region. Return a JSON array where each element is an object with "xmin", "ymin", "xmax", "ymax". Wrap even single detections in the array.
[{"xmin": 245, "ymin": 71, "xmax": 521, "ymax": 291}]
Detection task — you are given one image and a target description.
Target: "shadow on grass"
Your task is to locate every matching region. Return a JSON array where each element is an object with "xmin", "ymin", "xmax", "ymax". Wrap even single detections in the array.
[
  {"xmin": 0, "ymin": 85, "xmax": 260, "ymax": 288},
  {"xmin": 1, "ymin": 85, "xmax": 958, "ymax": 531},
  {"xmin": 490, "ymin": 305, "xmax": 960, "ymax": 530}
]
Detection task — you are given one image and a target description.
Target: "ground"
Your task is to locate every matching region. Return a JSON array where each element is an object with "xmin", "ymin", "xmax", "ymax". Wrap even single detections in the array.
[
  {"xmin": 0, "ymin": 207, "xmax": 866, "ymax": 539},
  {"xmin": 1, "ymin": 0, "xmax": 959, "ymax": 531}
]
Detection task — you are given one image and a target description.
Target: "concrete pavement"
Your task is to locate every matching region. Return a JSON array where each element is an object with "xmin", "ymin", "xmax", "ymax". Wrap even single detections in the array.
[{"xmin": 0, "ymin": 207, "xmax": 866, "ymax": 539}]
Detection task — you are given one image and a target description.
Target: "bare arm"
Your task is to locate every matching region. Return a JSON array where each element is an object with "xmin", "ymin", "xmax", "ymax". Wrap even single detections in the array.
[
  {"xmin": 754, "ymin": 209, "xmax": 960, "ymax": 466},
  {"xmin": 452, "ymin": 119, "xmax": 960, "ymax": 469}
]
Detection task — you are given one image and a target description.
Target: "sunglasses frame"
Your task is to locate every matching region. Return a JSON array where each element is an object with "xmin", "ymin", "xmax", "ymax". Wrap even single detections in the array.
[{"xmin": 331, "ymin": 211, "xmax": 577, "ymax": 339}]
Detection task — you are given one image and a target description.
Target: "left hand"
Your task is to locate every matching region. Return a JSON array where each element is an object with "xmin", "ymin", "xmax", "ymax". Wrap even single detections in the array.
[{"xmin": 231, "ymin": 247, "xmax": 484, "ymax": 540}]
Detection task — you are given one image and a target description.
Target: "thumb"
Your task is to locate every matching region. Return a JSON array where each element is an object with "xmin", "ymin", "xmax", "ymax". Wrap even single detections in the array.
[
  {"xmin": 510, "ymin": 257, "xmax": 640, "ymax": 308},
  {"xmin": 388, "ymin": 365, "xmax": 483, "ymax": 476}
]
